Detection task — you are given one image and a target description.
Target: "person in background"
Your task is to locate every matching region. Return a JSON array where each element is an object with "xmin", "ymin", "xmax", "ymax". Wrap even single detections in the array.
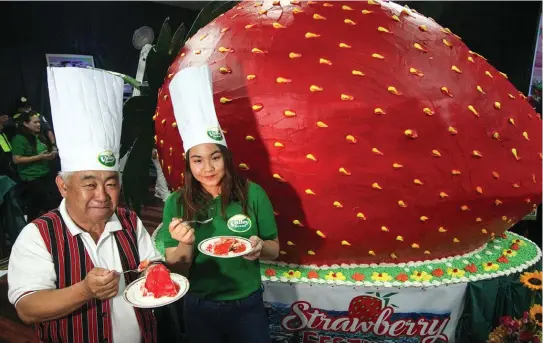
[
  {"xmin": 8, "ymin": 67, "xmax": 160, "ymax": 343},
  {"xmin": 10, "ymin": 111, "xmax": 59, "ymax": 221},
  {"xmin": 158, "ymin": 66, "xmax": 279, "ymax": 343},
  {"xmin": 0, "ymin": 113, "xmax": 16, "ymax": 178},
  {"xmin": 13, "ymin": 96, "xmax": 57, "ymax": 151}
]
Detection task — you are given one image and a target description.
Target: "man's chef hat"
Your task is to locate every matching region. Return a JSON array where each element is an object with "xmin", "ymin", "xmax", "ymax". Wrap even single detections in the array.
[
  {"xmin": 168, "ymin": 65, "xmax": 227, "ymax": 152},
  {"xmin": 47, "ymin": 67, "xmax": 124, "ymax": 172}
]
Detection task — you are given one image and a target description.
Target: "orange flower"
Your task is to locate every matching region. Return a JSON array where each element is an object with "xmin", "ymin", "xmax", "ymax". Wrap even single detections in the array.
[
  {"xmin": 396, "ymin": 273, "xmax": 408, "ymax": 282},
  {"xmin": 307, "ymin": 270, "xmax": 319, "ymax": 279},
  {"xmin": 352, "ymin": 272, "xmax": 365, "ymax": 281},
  {"xmin": 265, "ymin": 268, "xmax": 276, "ymax": 277},
  {"xmin": 432, "ymin": 268, "xmax": 444, "ymax": 277}
]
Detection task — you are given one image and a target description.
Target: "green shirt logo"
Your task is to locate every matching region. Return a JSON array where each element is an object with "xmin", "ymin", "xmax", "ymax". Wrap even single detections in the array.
[
  {"xmin": 227, "ymin": 214, "xmax": 252, "ymax": 233},
  {"xmin": 207, "ymin": 127, "xmax": 223, "ymax": 141},
  {"xmin": 97, "ymin": 150, "xmax": 116, "ymax": 168}
]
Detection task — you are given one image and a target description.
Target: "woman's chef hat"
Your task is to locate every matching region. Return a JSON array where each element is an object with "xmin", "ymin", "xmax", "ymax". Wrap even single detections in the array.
[
  {"xmin": 168, "ymin": 65, "xmax": 227, "ymax": 152},
  {"xmin": 47, "ymin": 67, "xmax": 124, "ymax": 172}
]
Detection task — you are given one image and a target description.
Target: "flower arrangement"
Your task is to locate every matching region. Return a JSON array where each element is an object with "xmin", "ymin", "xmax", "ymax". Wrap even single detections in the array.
[{"xmin": 487, "ymin": 270, "xmax": 543, "ymax": 343}]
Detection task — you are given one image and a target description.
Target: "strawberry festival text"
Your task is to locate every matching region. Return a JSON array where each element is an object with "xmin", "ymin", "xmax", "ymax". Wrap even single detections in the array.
[{"xmin": 282, "ymin": 301, "xmax": 450, "ymax": 343}]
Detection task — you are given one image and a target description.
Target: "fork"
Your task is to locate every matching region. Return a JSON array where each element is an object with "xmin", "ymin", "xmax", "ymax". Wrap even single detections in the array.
[
  {"xmin": 117, "ymin": 259, "xmax": 162, "ymax": 274},
  {"xmin": 184, "ymin": 217, "xmax": 213, "ymax": 225}
]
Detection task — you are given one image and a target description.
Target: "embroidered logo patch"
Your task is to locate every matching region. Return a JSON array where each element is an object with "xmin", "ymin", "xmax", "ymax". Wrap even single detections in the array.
[
  {"xmin": 207, "ymin": 127, "xmax": 223, "ymax": 141},
  {"xmin": 227, "ymin": 214, "xmax": 252, "ymax": 233},
  {"xmin": 97, "ymin": 150, "xmax": 116, "ymax": 168}
]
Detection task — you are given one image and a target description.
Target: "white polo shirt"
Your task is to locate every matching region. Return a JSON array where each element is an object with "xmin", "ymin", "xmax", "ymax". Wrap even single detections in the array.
[{"xmin": 8, "ymin": 200, "xmax": 163, "ymax": 343}]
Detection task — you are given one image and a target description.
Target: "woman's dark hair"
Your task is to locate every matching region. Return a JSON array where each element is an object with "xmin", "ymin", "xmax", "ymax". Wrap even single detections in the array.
[
  {"xmin": 180, "ymin": 144, "xmax": 248, "ymax": 221},
  {"xmin": 17, "ymin": 111, "xmax": 50, "ymax": 154}
]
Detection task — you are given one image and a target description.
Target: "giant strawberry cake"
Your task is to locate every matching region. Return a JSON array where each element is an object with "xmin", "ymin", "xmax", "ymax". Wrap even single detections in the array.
[
  {"xmin": 142, "ymin": 264, "xmax": 179, "ymax": 298},
  {"xmin": 154, "ymin": 0, "xmax": 542, "ymax": 287}
]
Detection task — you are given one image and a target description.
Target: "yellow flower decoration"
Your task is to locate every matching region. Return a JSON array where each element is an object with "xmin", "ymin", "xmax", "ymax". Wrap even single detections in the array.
[
  {"xmin": 324, "ymin": 271, "xmax": 346, "ymax": 281},
  {"xmin": 530, "ymin": 304, "xmax": 542, "ymax": 327},
  {"xmin": 483, "ymin": 262, "xmax": 500, "ymax": 272},
  {"xmin": 520, "ymin": 271, "xmax": 543, "ymax": 291},
  {"xmin": 283, "ymin": 270, "xmax": 301, "ymax": 279},
  {"xmin": 512, "ymin": 239, "xmax": 526, "ymax": 246},
  {"xmin": 502, "ymin": 249, "xmax": 517, "ymax": 257},
  {"xmin": 371, "ymin": 272, "xmax": 392, "ymax": 282},
  {"xmin": 410, "ymin": 271, "xmax": 433, "ymax": 282},
  {"xmin": 447, "ymin": 268, "xmax": 465, "ymax": 278}
]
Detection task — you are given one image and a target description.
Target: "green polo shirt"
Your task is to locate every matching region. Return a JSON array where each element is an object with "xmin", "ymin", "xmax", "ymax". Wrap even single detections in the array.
[
  {"xmin": 11, "ymin": 134, "xmax": 49, "ymax": 181},
  {"xmin": 159, "ymin": 182, "xmax": 278, "ymax": 301}
]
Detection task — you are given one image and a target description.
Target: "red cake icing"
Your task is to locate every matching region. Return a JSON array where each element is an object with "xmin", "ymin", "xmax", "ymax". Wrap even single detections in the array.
[
  {"xmin": 206, "ymin": 237, "xmax": 248, "ymax": 256},
  {"xmin": 154, "ymin": 1, "xmax": 542, "ymax": 265},
  {"xmin": 143, "ymin": 264, "xmax": 179, "ymax": 298}
]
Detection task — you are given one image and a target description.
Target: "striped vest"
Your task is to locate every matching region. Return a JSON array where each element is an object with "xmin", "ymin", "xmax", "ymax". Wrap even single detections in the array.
[{"xmin": 33, "ymin": 208, "xmax": 157, "ymax": 343}]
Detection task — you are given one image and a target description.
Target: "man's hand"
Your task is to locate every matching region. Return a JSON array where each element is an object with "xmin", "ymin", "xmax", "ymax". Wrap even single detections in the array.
[
  {"xmin": 82, "ymin": 268, "xmax": 120, "ymax": 300},
  {"xmin": 169, "ymin": 218, "xmax": 195, "ymax": 245},
  {"xmin": 243, "ymin": 236, "xmax": 264, "ymax": 261}
]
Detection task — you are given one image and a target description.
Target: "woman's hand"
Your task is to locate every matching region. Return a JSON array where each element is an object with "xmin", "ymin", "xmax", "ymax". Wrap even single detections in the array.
[
  {"xmin": 243, "ymin": 236, "xmax": 264, "ymax": 261},
  {"xmin": 169, "ymin": 218, "xmax": 195, "ymax": 245}
]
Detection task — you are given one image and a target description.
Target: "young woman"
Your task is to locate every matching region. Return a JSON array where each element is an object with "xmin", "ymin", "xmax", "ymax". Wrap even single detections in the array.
[
  {"xmin": 11, "ymin": 111, "xmax": 59, "ymax": 221},
  {"xmin": 158, "ymin": 142, "xmax": 279, "ymax": 343}
]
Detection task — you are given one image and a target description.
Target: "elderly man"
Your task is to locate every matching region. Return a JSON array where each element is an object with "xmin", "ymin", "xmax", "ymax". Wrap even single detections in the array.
[{"xmin": 8, "ymin": 67, "xmax": 160, "ymax": 343}]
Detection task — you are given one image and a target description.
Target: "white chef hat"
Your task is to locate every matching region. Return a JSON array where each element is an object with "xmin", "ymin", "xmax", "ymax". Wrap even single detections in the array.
[
  {"xmin": 169, "ymin": 65, "xmax": 227, "ymax": 152},
  {"xmin": 47, "ymin": 67, "xmax": 124, "ymax": 172}
]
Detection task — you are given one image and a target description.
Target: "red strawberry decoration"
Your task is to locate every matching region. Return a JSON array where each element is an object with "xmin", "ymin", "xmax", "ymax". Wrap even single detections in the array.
[
  {"xmin": 155, "ymin": 1, "xmax": 542, "ymax": 265},
  {"xmin": 396, "ymin": 273, "xmax": 408, "ymax": 282},
  {"xmin": 497, "ymin": 255, "xmax": 509, "ymax": 264},
  {"xmin": 348, "ymin": 292, "xmax": 397, "ymax": 322},
  {"xmin": 352, "ymin": 272, "xmax": 365, "ymax": 281},
  {"xmin": 265, "ymin": 268, "xmax": 277, "ymax": 277},
  {"xmin": 465, "ymin": 264, "xmax": 478, "ymax": 273},
  {"xmin": 432, "ymin": 268, "xmax": 445, "ymax": 277},
  {"xmin": 307, "ymin": 270, "xmax": 319, "ymax": 279},
  {"xmin": 511, "ymin": 243, "xmax": 520, "ymax": 251}
]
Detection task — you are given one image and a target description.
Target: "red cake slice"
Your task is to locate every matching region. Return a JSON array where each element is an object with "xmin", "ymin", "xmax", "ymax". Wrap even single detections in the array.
[
  {"xmin": 206, "ymin": 237, "xmax": 248, "ymax": 256},
  {"xmin": 143, "ymin": 264, "xmax": 179, "ymax": 298}
]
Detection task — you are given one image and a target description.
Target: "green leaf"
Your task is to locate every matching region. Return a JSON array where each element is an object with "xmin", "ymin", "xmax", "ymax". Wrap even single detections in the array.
[
  {"xmin": 365, "ymin": 292, "xmax": 375, "ymax": 295},
  {"xmin": 391, "ymin": 304, "xmax": 399, "ymax": 308},
  {"xmin": 169, "ymin": 22, "xmax": 186, "ymax": 56},
  {"xmin": 145, "ymin": 48, "xmax": 172, "ymax": 93},
  {"xmin": 376, "ymin": 292, "xmax": 381, "ymax": 298},
  {"xmin": 155, "ymin": 17, "xmax": 172, "ymax": 54},
  {"xmin": 185, "ymin": 1, "xmax": 239, "ymax": 42},
  {"xmin": 383, "ymin": 292, "xmax": 397, "ymax": 299},
  {"xmin": 384, "ymin": 299, "xmax": 390, "ymax": 307},
  {"xmin": 120, "ymin": 96, "xmax": 157, "ymax": 158}
]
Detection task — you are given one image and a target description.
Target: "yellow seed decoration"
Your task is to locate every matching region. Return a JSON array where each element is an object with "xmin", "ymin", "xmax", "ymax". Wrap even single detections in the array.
[
  {"xmin": 443, "ymin": 39, "xmax": 452, "ymax": 47},
  {"xmin": 398, "ymin": 200, "xmax": 407, "ymax": 208},
  {"xmin": 239, "ymin": 163, "xmax": 249, "ymax": 170},
  {"xmin": 284, "ymin": 110, "xmax": 296, "ymax": 117},
  {"xmin": 289, "ymin": 52, "xmax": 302, "ymax": 59},
  {"xmin": 420, "ymin": 216, "xmax": 429, "ymax": 222},
  {"xmin": 245, "ymin": 24, "xmax": 256, "ymax": 29},
  {"xmin": 508, "ymin": 93, "xmax": 516, "ymax": 99},
  {"xmin": 441, "ymin": 87, "xmax": 453, "ymax": 97},
  {"xmin": 317, "ymin": 121, "xmax": 328, "ymax": 128},
  {"xmin": 310, "ymin": 85, "xmax": 323, "ymax": 92},
  {"xmin": 492, "ymin": 132, "xmax": 501, "ymax": 141},
  {"xmin": 220, "ymin": 97, "xmax": 232, "ymax": 104},
  {"xmin": 468, "ymin": 56, "xmax": 475, "ymax": 63},
  {"xmin": 305, "ymin": 32, "xmax": 321, "ymax": 38},
  {"xmin": 391, "ymin": 15, "xmax": 400, "ymax": 22},
  {"xmin": 374, "ymin": 108, "xmax": 386, "ymax": 115},
  {"xmin": 252, "ymin": 104, "xmax": 263, "ymax": 111},
  {"xmin": 396, "ymin": 236, "xmax": 404, "ymax": 241},
  {"xmin": 388, "ymin": 86, "xmax": 400, "ymax": 95},
  {"xmin": 476, "ymin": 218, "xmax": 483, "ymax": 222},
  {"xmin": 305, "ymin": 189, "xmax": 316, "ymax": 195},
  {"xmin": 391, "ymin": 253, "xmax": 398, "ymax": 259},
  {"xmin": 485, "ymin": 71, "xmax": 493, "ymax": 78},
  {"xmin": 423, "ymin": 108, "xmax": 434, "ymax": 116},
  {"xmin": 411, "ymin": 243, "xmax": 420, "ymax": 249},
  {"xmin": 341, "ymin": 94, "xmax": 354, "ymax": 100},
  {"xmin": 368, "ymin": 0, "xmax": 379, "ymax": 5},
  {"xmin": 274, "ymin": 142, "xmax": 284, "ymax": 148},
  {"xmin": 339, "ymin": 167, "xmax": 351, "ymax": 175},
  {"xmin": 424, "ymin": 250, "xmax": 431, "ymax": 255},
  {"xmin": 452, "ymin": 169, "xmax": 461, "ymax": 175},
  {"xmin": 273, "ymin": 174, "xmax": 284, "ymax": 181},
  {"xmin": 493, "ymin": 102, "xmax": 501, "ymax": 110},
  {"xmin": 461, "ymin": 205, "xmax": 469, "ymax": 211},
  {"xmin": 313, "ymin": 13, "xmax": 326, "ymax": 20},
  {"xmin": 372, "ymin": 53, "xmax": 385, "ymax": 60},
  {"xmin": 512, "ymin": 148, "xmax": 520, "ymax": 161},
  {"xmin": 169, "ymin": 147, "xmax": 173, "ymax": 156},
  {"xmin": 523, "ymin": 132, "xmax": 530, "ymax": 140},
  {"xmin": 372, "ymin": 148, "xmax": 384, "ymax": 155},
  {"xmin": 482, "ymin": 229, "xmax": 488, "ymax": 234},
  {"xmin": 357, "ymin": 213, "xmax": 367, "ymax": 220},
  {"xmin": 292, "ymin": 8, "xmax": 303, "ymax": 14},
  {"xmin": 287, "ymin": 241, "xmax": 295, "ymax": 246},
  {"xmin": 279, "ymin": 250, "xmax": 287, "ymax": 255},
  {"xmin": 219, "ymin": 66, "xmax": 231, "ymax": 74},
  {"xmin": 410, "ymin": 68, "xmax": 424, "ymax": 77},
  {"xmin": 161, "ymin": 119, "xmax": 166, "ymax": 125},
  {"xmin": 153, "ymin": 135, "xmax": 157, "ymax": 143},
  {"xmin": 344, "ymin": 19, "xmax": 356, "ymax": 25},
  {"xmin": 468, "ymin": 105, "xmax": 479, "ymax": 117},
  {"xmin": 513, "ymin": 183, "xmax": 520, "ymax": 188},
  {"xmin": 333, "ymin": 201, "xmax": 343, "ymax": 208},
  {"xmin": 393, "ymin": 163, "xmax": 403, "ymax": 169},
  {"xmin": 453, "ymin": 238, "xmax": 460, "ymax": 243},
  {"xmin": 500, "ymin": 72, "xmax": 508, "ymax": 78},
  {"xmin": 316, "ymin": 230, "xmax": 326, "ymax": 238},
  {"xmin": 346, "ymin": 135, "xmax": 357, "ymax": 143},
  {"xmin": 323, "ymin": 2, "xmax": 333, "ymax": 6},
  {"xmin": 167, "ymin": 166, "xmax": 171, "ymax": 175},
  {"xmin": 472, "ymin": 150, "xmax": 483, "ymax": 158},
  {"xmin": 308, "ymin": 250, "xmax": 315, "ymax": 255},
  {"xmin": 438, "ymin": 227, "xmax": 447, "ymax": 233},
  {"xmin": 342, "ymin": 5, "xmax": 353, "ymax": 10},
  {"xmin": 440, "ymin": 192, "xmax": 449, "ymax": 199},
  {"xmin": 362, "ymin": 10, "xmax": 373, "ymax": 15},
  {"xmin": 448, "ymin": 126, "xmax": 458, "ymax": 135},
  {"xmin": 419, "ymin": 25, "xmax": 428, "ymax": 32},
  {"xmin": 272, "ymin": 22, "xmax": 286, "ymax": 29},
  {"xmin": 492, "ymin": 171, "xmax": 500, "ymax": 179},
  {"xmin": 194, "ymin": 49, "xmax": 201, "ymax": 55},
  {"xmin": 252, "ymin": 48, "xmax": 266, "ymax": 54},
  {"xmin": 381, "ymin": 226, "xmax": 389, "ymax": 232},
  {"xmin": 276, "ymin": 77, "xmax": 291, "ymax": 83},
  {"xmin": 451, "ymin": 65, "xmax": 462, "ymax": 73},
  {"xmin": 477, "ymin": 85, "xmax": 485, "ymax": 94},
  {"xmin": 432, "ymin": 149, "xmax": 441, "ymax": 157},
  {"xmin": 341, "ymin": 240, "xmax": 351, "ymax": 246},
  {"xmin": 306, "ymin": 154, "xmax": 317, "ymax": 161},
  {"xmin": 339, "ymin": 43, "xmax": 351, "ymax": 48},
  {"xmin": 378, "ymin": 26, "xmax": 390, "ymax": 33},
  {"xmin": 369, "ymin": 250, "xmax": 376, "ymax": 256},
  {"xmin": 372, "ymin": 183, "xmax": 383, "ymax": 190},
  {"xmin": 245, "ymin": 135, "xmax": 255, "ymax": 141},
  {"xmin": 247, "ymin": 74, "xmax": 256, "ymax": 80},
  {"xmin": 508, "ymin": 118, "xmax": 516, "ymax": 126},
  {"xmin": 293, "ymin": 220, "xmax": 303, "ymax": 226},
  {"xmin": 352, "ymin": 70, "xmax": 365, "ymax": 76},
  {"xmin": 495, "ymin": 199, "xmax": 503, "ymax": 206},
  {"xmin": 414, "ymin": 179, "xmax": 424, "ymax": 185}
]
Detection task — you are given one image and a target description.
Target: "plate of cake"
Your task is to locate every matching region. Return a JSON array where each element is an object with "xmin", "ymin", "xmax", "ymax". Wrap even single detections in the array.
[
  {"xmin": 198, "ymin": 236, "xmax": 253, "ymax": 258},
  {"xmin": 123, "ymin": 264, "xmax": 189, "ymax": 308}
]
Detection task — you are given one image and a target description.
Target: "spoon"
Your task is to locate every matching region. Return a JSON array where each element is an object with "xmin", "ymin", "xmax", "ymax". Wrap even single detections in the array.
[{"xmin": 117, "ymin": 258, "xmax": 162, "ymax": 274}]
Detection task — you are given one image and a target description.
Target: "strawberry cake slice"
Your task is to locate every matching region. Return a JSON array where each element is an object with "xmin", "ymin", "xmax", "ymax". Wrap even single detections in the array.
[{"xmin": 142, "ymin": 264, "xmax": 179, "ymax": 298}]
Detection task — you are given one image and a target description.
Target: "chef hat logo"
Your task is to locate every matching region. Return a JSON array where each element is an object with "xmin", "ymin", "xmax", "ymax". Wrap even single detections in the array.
[
  {"xmin": 206, "ymin": 127, "xmax": 223, "ymax": 141},
  {"xmin": 97, "ymin": 150, "xmax": 116, "ymax": 168}
]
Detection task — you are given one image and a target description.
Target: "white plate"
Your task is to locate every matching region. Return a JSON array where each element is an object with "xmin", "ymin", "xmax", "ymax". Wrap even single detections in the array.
[
  {"xmin": 123, "ymin": 273, "xmax": 189, "ymax": 308},
  {"xmin": 198, "ymin": 236, "xmax": 253, "ymax": 258}
]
